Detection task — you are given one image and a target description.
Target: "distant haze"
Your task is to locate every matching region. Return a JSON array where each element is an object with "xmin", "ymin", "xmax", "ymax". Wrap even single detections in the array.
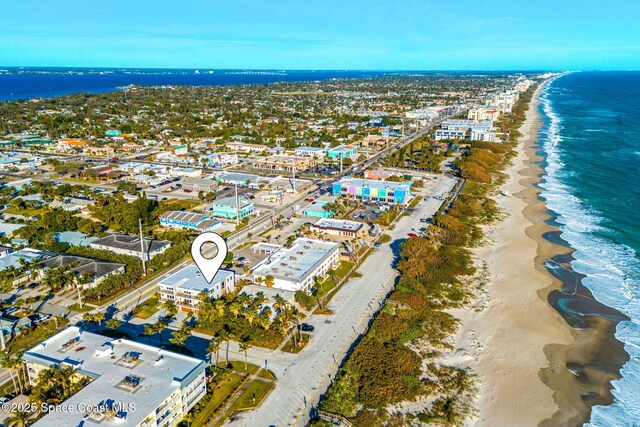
[{"xmin": 2, "ymin": 0, "xmax": 639, "ymax": 70}]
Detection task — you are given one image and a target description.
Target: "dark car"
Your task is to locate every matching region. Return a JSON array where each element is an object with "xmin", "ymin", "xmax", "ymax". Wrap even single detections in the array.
[
  {"xmin": 374, "ymin": 242, "xmax": 382, "ymax": 247},
  {"xmin": 300, "ymin": 323, "xmax": 315, "ymax": 332}
]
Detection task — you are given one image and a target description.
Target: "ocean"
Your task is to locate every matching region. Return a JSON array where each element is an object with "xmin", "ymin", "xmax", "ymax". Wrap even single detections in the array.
[
  {"xmin": 0, "ymin": 68, "xmax": 386, "ymax": 101},
  {"xmin": 539, "ymin": 72, "xmax": 640, "ymax": 426}
]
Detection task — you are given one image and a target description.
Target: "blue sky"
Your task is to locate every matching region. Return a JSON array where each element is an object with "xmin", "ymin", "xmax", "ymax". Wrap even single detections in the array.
[{"xmin": 2, "ymin": 0, "xmax": 639, "ymax": 70}]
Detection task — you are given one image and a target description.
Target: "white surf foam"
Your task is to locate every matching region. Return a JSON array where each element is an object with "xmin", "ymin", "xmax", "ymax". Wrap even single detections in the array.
[{"xmin": 538, "ymin": 82, "xmax": 640, "ymax": 426}]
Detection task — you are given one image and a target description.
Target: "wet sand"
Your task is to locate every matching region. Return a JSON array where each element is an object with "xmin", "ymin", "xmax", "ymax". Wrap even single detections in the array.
[{"xmin": 457, "ymin": 80, "xmax": 628, "ymax": 426}]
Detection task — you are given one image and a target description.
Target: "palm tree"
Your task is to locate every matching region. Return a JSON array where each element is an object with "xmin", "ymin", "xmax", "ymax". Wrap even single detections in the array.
[
  {"xmin": 143, "ymin": 324, "xmax": 155, "ymax": 344},
  {"xmin": 162, "ymin": 299, "xmax": 178, "ymax": 317},
  {"xmin": 106, "ymin": 318, "xmax": 122, "ymax": 330},
  {"xmin": 152, "ymin": 321, "xmax": 167, "ymax": 346},
  {"xmin": 94, "ymin": 311, "xmax": 105, "ymax": 331},
  {"xmin": 217, "ymin": 329, "xmax": 230, "ymax": 365},
  {"xmin": 228, "ymin": 301, "xmax": 241, "ymax": 318},
  {"xmin": 4, "ymin": 410, "xmax": 30, "ymax": 427},
  {"xmin": 272, "ymin": 294, "xmax": 286, "ymax": 313},
  {"xmin": 1, "ymin": 353, "xmax": 21, "ymax": 394},
  {"xmin": 207, "ymin": 339, "xmax": 220, "ymax": 366},
  {"xmin": 169, "ymin": 328, "xmax": 190, "ymax": 354},
  {"xmin": 239, "ymin": 336, "xmax": 251, "ymax": 371}
]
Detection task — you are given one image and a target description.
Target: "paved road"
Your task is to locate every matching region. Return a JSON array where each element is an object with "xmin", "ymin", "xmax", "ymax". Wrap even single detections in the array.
[{"xmin": 227, "ymin": 175, "xmax": 458, "ymax": 427}]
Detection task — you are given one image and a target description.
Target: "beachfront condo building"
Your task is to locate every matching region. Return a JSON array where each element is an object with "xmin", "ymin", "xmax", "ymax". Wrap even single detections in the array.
[
  {"xmin": 158, "ymin": 265, "xmax": 235, "ymax": 312},
  {"xmin": 23, "ymin": 326, "xmax": 207, "ymax": 427}
]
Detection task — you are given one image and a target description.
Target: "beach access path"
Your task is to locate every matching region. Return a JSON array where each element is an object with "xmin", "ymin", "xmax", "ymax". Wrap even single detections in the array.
[{"xmin": 225, "ymin": 175, "xmax": 458, "ymax": 427}]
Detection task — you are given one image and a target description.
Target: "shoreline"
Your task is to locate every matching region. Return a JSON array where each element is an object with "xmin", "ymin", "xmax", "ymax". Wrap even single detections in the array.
[{"xmin": 456, "ymin": 79, "xmax": 628, "ymax": 426}]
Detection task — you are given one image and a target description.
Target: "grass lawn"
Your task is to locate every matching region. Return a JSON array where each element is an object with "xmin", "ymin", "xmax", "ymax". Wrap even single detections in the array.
[
  {"xmin": 226, "ymin": 379, "xmax": 274, "ymax": 413},
  {"xmin": 191, "ymin": 372, "xmax": 247, "ymax": 427},
  {"xmin": 68, "ymin": 303, "xmax": 94, "ymax": 312},
  {"xmin": 257, "ymin": 369, "xmax": 277, "ymax": 381},
  {"xmin": 281, "ymin": 333, "xmax": 310, "ymax": 354},
  {"xmin": 134, "ymin": 298, "xmax": 159, "ymax": 319},
  {"xmin": 8, "ymin": 318, "xmax": 69, "ymax": 355},
  {"xmin": 408, "ymin": 195, "xmax": 424, "ymax": 209},
  {"xmin": 334, "ymin": 261, "xmax": 354, "ymax": 278},
  {"xmin": 216, "ymin": 361, "xmax": 260, "ymax": 375}
]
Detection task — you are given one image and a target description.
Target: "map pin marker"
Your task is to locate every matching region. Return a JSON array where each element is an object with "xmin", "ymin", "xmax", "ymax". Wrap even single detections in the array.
[{"xmin": 191, "ymin": 232, "xmax": 228, "ymax": 284}]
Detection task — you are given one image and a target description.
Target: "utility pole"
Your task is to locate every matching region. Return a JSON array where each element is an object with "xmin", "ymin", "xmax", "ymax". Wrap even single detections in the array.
[
  {"xmin": 339, "ymin": 153, "xmax": 343, "ymax": 174},
  {"xmin": 76, "ymin": 284, "xmax": 84, "ymax": 308},
  {"xmin": 0, "ymin": 325, "xmax": 5, "ymax": 351},
  {"xmin": 235, "ymin": 184, "xmax": 239, "ymax": 226},
  {"xmin": 292, "ymin": 167, "xmax": 296, "ymax": 194},
  {"xmin": 139, "ymin": 218, "xmax": 146, "ymax": 275}
]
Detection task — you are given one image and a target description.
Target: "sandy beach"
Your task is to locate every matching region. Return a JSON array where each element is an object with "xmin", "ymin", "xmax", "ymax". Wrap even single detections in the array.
[
  {"xmin": 452, "ymin": 80, "xmax": 630, "ymax": 427},
  {"xmin": 449, "ymin": 82, "xmax": 569, "ymax": 426}
]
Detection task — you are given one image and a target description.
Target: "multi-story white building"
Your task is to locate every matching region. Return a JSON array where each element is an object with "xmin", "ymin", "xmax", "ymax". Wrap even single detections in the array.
[
  {"xmin": 23, "ymin": 326, "xmax": 207, "ymax": 427},
  {"xmin": 294, "ymin": 146, "xmax": 326, "ymax": 157},
  {"xmin": 252, "ymin": 238, "xmax": 340, "ymax": 293},
  {"xmin": 467, "ymin": 107, "xmax": 500, "ymax": 122},
  {"xmin": 434, "ymin": 129, "xmax": 466, "ymax": 141},
  {"xmin": 470, "ymin": 130, "xmax": 497, "ymax": 142},
  {"xmin": 158, "ymin": 265, "xmax": 235, "ymax": 312}
]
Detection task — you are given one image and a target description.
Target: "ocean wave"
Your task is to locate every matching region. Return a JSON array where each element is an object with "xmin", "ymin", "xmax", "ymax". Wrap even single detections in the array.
[{"xmin": 539, "ymin": 83, "xmax": 640, "ymax": 426}]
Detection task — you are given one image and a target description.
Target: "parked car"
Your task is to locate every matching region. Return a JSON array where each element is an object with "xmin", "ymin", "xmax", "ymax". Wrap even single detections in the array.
[
  {"xmin": 407, "ymin": 233, "xmax": 418, "ymax": 238},
  {"xmin": 0, "ymin": 397, "xmax": 9, "ymax": 404},
  {"xmin": 300, "ymin": 323, "xmax": 315, "ymax": 332},
  {"xmin": 374, "ymin": 242, "xmax": 382, "ymax": 247}
]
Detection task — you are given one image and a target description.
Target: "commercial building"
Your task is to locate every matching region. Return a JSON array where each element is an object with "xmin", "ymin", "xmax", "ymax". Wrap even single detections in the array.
[
  {"xmin": 23, "ymin": 326, "xmax": 207, "ymax": 427},
  {"xmin": 56, "ymin": 138, "xmax": 88, "ymax": 152},
  {"xmin": 213, "ymin": 172, "xmax": 259, "ymax": 186},
  {"xmin": 252, "ymin": 155, "xmax": 316, "ymax": 172},
  {"xmin": 210, "ymin": 196, "xmax": 254, "ymax": 219},
  {"xmin": 302, "ymin": 201, "xmax": 334, "ymax": 218},
  {"xmin": 327, "ymin": 144, "xmax": 358, "ymax": 159},
  {"xmin": 310, "ymin": 218, "xmax": 365, "ymax": 238},
  {"xmin": 182, "ymin": 176, "xmax": 217, "ymax": 193},
  {"xmin": 158, "ymin": 265, "xmax": 235, "ymax": 312},
  {"xmin": 84, "ymin": 146, "xmax": 115, "ymax": 157},
  {"xmin": 294, "ymin": 146, "xmax": 326, "ymax": 157},
  {"xmin": 225, "ymin": 142, "xmax": 268, "ymax": 153},
  {"xmin": 252, "ymin": 238, "xmax": 340, "ymax": 293},
  {"xmin": 90, "ymin": 234, "xmax": 171, "ymax": 261},
  {"xmin": 332, "ymin": 178, "xmax": 413, "ymax": 206},
  {"xmin": 173, "ymin": 145, "xmax": 188, "ymax": 156},
  {"xmin": 202, "ymin": 152, "xmax": 238, "ymax": 166},
  {"xmin": 360, "ymin": 135, "xmax": 388, "ymax": 149},
  {"xmin": 159, "ymin": 211, "xmax": 220, "ymax": 232}
]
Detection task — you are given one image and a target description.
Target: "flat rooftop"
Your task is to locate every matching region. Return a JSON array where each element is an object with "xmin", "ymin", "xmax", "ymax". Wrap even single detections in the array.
[
  {"xmin": 313, "ymin": 218, "xmax": 364, "ymax": 232},
  {"xmin": 252, "ymin": 238, "xmax": 339, "ymax": 283},
  {"xmin": 160, "ymin": 210, "xmax": 210, "ymax": 223},
  {"xmin": 335, "ymin": 178, "xmax": 412, "ymax": 191},
  {"xmin": 160, "ymin": 264, "xmax": 234, "ymax": 291},
  {"xmin": 24, "ymin": 326, "xmax": 205, "ymax": 427}
]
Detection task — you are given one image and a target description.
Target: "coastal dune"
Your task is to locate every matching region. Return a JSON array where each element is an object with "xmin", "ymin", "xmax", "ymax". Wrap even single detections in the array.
[{"xmin": 456, "ymin": 83, "xmax": 575, "ymax": 426}]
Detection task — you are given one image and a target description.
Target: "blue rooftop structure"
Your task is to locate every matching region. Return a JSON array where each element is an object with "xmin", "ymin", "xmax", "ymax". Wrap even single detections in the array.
[
  {"xmin": 0, "ymin": 248, "xmax": 57, "ymax": 271},
  {"xmin": 54, "ymin": 231, "xmax": 97, "ymax": 247}
]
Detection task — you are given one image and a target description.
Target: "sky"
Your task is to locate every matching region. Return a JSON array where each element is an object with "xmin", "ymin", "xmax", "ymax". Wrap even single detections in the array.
[{"xmin": 2, "ymin": 0, "xmax": 639, "ymax": 70}]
